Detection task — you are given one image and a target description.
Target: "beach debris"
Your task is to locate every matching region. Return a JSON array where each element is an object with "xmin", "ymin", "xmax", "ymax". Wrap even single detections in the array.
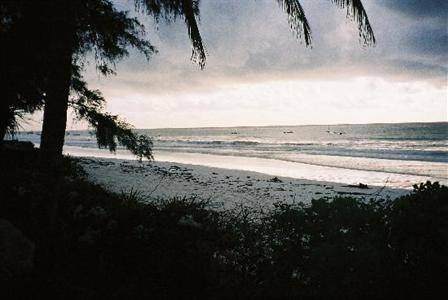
[
  {"xmin": 268, "ymin": 177, "xmax": 283, "ymax": 183},
  {"xmin": 120, "ymin": 163, "xmax": 146, "ymax": 174},
  {"xmin": 168, "ymin": 165, "xmax": 182, "ymax": 172},
  {"xmin": 336, "ymin": 191, "xmax": 369, "ymax": 196},
  {"xmin": 358, "ymin": 183, "xmax": 369, "ymax": 189},
  {"xmin": 347, "ymin": 183, "xmax": 370, "ymax": 189},
  {"xmin": 95, "ymin": 160, "xmax": 115, "ymax": 166}
]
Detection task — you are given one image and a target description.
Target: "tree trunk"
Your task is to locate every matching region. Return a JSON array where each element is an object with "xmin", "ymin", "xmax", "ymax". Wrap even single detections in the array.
[
  {"xmin": 0, "ymin": 106, "xmax": 10, "ymax": 144},
  {"xmin": 39, "ymin": 1, "xmax": 75, "ymax": 163},
  {"xmin": 0, "ymin": 92, "xmax": 15, "ymax": 148},
  {"xmin": 39, "ymin": 52, "xmax": 72, "ymax": 161}
]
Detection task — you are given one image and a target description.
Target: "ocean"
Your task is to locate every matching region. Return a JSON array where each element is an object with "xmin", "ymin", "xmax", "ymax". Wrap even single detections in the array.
[{"xmin": 13, "ymin": 122, "xmax": 448, "ymax": 188}]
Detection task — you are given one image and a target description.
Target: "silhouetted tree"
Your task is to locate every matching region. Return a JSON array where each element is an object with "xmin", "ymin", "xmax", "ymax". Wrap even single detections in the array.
[
  {"xmin": 2, "ymin": 0, "xmax": 375, "ymax": 160},
  {"xmin": 0, "ymin": 1, "xmax": 47, "ymax": 142},
  {"xmin": 70, "ymin": 71, "xmax": 154, "ymax": 161},
  {"xmin": 35, "ymin": 1, "xmax": 154, "ymax": 160},
  {"xmin": 0, "ymin": 2, "xmax": 152, "ymax": 159},
  {"xmin": 0, "ymin": 1, "xmax": 155, "ymax": 158}
]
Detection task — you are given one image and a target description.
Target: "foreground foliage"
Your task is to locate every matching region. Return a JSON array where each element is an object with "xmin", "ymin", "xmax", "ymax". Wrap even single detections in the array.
[{"xmin": 0, "ymin": 144, "xmax": 446, "ymax": 299}]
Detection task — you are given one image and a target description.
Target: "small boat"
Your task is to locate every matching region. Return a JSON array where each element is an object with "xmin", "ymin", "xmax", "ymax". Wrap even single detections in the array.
[
  {"xmin": 326, "ymin": 125, "xmax": 345, "ymax": 135},
  {"xmin": 283, "ymin": 131, "xmax": 293, "ymax": 134},
  {"xmin": 230, "ymin": 131, "xmax": 239, "ymax": 135}
]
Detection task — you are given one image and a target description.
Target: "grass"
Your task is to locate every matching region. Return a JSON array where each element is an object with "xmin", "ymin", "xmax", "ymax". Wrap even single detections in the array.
[{"xmin": 0, "ymin": 142, "xmax": 447, "ymax": 299}]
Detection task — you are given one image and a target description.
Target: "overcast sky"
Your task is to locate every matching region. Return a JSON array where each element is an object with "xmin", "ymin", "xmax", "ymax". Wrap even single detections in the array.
[{"xmin": 38, "ymin": 0, "xmax": 448, "ymax": 129}]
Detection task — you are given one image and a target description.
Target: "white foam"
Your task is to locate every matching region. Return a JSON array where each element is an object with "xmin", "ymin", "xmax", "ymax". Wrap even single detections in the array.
[{"xmin": 64, "ymin": 146, "xmax": 433, "ymax": 189}]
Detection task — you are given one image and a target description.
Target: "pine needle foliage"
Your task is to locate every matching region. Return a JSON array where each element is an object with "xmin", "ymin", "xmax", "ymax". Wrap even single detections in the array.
[
  {"xmin": 276, "ymin": 0, "xmax": 312, "ymax": 46},
  {"xmin": 276, "ymin": 0, "xmax": 376, "ymax": 47},
  {"xmin": 70, "ymin": 74, "xmax": 153, "ymax": 161},
  {"xmin": 134, "ymin": 0, "xmax": 206, "ymax": 68},
  {"xmin": 330, "ymin": 0, "xmax": 376, "ymax": 45}
]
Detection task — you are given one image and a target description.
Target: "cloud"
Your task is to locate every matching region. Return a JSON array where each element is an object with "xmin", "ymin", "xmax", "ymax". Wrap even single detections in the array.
[
  {"xmin": 76, "ymin": 0, "xmax": 447, "ymax": 128},
  {"xmin": 379, "ymin": 0, "xmax": 448, "ymax": 20},
  {"xmin": 92, "ymin": 0, "xmax": 446, "ymax": 87}
]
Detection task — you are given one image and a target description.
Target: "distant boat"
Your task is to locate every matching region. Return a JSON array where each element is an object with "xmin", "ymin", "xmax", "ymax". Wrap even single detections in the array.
[
  {"xmin": 230, "ymin": 131, "xmax": 239, "ymax": 135},
  {"xmin": 326, "ymin": 125, "xmax": 345, "ymax": 135},
  {"xmin": 283, "ymin": 131, "xmax": 293, "ymax": 134}
]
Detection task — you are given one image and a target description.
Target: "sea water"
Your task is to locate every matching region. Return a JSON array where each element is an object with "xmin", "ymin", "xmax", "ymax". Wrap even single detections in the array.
[{"xmin": 12, "ymin": 122, "xmax": 448, "ymax": 188}]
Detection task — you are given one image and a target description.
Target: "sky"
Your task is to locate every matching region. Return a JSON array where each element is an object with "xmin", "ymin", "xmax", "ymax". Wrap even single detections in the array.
[{"xmin": 29, "ymin": 0, "xmax": 448, "ymax": 130}]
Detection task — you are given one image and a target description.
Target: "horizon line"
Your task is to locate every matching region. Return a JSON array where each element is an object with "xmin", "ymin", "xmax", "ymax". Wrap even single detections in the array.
[{"xmin": 17, "ymin": 120, "xmax": 448, "ymax": 132}]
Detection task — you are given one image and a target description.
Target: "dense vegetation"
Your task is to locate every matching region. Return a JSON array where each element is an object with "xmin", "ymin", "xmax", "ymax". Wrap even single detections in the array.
[{"xmin": 1, "ymin": 143, "xmax": 446, "ymax": 300}]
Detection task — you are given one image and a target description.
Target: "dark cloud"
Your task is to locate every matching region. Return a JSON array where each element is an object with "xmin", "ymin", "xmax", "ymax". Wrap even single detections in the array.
[
  {"xmin": 379, "ymin": 0, "xmax": 448, "ymax": 19},
  {"xmin": 86, "ymin": 0, "xmax": 447, "ymax": 96},
  {"xmin": 373, "ymin": 0, "xmax": 447, "ymax": 74},
  {"xmin": 403, "ymin": 26, "xmax": 448, "ymax": 57}
]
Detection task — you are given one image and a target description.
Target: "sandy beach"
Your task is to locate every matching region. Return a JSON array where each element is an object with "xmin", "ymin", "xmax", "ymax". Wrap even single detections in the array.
[{"xmin": 76, "ymin": 156, "xmax": 409, "ymax": 211}]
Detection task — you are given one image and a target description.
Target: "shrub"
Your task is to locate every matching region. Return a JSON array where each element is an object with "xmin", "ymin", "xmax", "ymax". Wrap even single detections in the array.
[{"xmin": 1, "ymin": 145, "xmax": 446, "ymax": 299}]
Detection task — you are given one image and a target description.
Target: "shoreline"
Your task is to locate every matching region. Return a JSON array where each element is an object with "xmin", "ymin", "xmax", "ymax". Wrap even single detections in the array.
[
  {"xmin": 64, "ymin": 146, "xmax": 437, "ymax": 189},
  {"xmin": 76, "ymin": 156, "xmax": 409, "ymax": 211}
]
